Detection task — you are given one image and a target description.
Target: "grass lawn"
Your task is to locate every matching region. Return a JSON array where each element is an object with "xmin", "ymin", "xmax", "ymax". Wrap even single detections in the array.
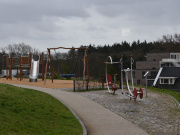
[
  {"xmin": 0, "ymin": 83, "xmax": 82, "ymax": 135},
  {"xmin": 147, "ymin": 86, "xmax": 180, "ymax": 103}
]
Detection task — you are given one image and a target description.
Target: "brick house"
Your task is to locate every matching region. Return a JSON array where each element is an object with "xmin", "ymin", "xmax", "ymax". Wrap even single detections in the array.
[
  {"xmin": 133, "ymin": 52, "xmax": 180, "ymax": 87},
  {"xmin": 133, "ymin": 53, "xmax": 169, "ymax": 86}
]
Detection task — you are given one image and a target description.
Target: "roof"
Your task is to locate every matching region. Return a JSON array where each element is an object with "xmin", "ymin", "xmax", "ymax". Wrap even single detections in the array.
[{"xmin": 160, "ymin": 67, "xmax": 180, "ymax": 78}]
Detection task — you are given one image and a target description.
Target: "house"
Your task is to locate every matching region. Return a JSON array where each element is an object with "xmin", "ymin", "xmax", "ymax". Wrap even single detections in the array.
[
  {"xmin": 154, "ymin": 67, "xmax": 180, "ymax": 90},
  {"xmin": 133, "ymin": 52, "xmax": 180, "ymax": 87},
  {"xmin": 152, "ymin": 53, "xmax": 180, "ymax": 90},
  {"xmin": 133, "ymin": 53, "xmax": 169, "ymax": 86}
]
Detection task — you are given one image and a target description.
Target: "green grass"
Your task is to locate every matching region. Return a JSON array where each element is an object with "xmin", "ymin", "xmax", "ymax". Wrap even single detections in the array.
[
  {"xmin": 139, "ymin": 85, "xmax": 180, "ymax": 103},
  {"xmin": 0, "ymin": 83, "xmax": 82, "ymax": 135}
]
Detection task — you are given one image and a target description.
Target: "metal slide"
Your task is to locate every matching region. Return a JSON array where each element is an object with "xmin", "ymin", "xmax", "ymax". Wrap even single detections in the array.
[{"xmin": 29, "ymin": 56, "xmax": 39, "ymax": 82}]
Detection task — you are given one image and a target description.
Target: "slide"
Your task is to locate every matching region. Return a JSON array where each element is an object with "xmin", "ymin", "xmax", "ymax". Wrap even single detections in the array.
[{"xmin": 29, "ymin": 57, "xmax": 39, "ymax": 82}]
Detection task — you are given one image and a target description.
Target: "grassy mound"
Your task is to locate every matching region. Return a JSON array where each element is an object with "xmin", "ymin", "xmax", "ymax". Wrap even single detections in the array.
[{"xmin": 0, "ymin": 84, "xmax": 82, "ymax": 135}]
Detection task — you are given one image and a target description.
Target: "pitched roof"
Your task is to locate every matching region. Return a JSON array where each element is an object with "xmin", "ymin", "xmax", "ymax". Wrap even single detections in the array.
[{"xmin": 160, "ymin": 67, "xmax": 180, "ymax": 77}]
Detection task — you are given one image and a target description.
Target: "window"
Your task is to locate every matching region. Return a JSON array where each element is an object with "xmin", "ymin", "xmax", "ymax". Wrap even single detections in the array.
[
  {"xmin": 133, "ymin": 71, "xmax": 135, "ymax": 78},
  {"xmin": 171, "ymin": 55, "xmax": 176, "ymax": 59},
  {"xmin": 164, "ymin": 79, "xmax": 168, "ymax": 84},
  {"xmin": 153, "ymin": 59, "xmax": 156, "ymax": 61},
  {"xmin": 170, "ymin": 79, "xmax": 172, "ymax": 84},
  {"xmin": 161, "ymin": 79, "xmax": 163, "ymax": 84},
  {"xmin": 160, "ymin": 78, "xmax": 175, "ymax": 85},
  {"xmin": 137, "ymin": 80, "xmax": 140, "ymax": 85},
  {"xmin": 142, "ymin": 71, "xmax": 145, "ymax": 78}
]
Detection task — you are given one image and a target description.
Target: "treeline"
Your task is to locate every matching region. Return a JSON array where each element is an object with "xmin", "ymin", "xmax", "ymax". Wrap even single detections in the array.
[
  {"xmin": 77, "ymin": 33, "xmax": 180, "ymax": 78},
  {"xmin": 1, "ymin": 34, "xmax": 180, "ymax": 79}
]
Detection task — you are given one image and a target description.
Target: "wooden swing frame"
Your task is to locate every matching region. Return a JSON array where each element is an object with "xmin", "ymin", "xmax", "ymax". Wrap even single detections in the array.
[{"xmin": 44, "ymin": 47, "xmax": 89, "ymax": 84}]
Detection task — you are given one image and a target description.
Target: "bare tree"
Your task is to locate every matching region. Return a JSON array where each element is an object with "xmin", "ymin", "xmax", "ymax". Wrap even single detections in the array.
[{"xmin": 1, "ymin": 42, "xmax": 40, "ymax": 56}]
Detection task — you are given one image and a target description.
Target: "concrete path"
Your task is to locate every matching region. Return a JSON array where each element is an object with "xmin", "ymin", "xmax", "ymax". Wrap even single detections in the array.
[{"xmin": 10, "ymin": 84, "xmax": 148, "ymax": 135}]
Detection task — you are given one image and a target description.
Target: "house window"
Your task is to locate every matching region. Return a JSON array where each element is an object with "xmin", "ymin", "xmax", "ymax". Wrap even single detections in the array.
[
  {"xmin": 170, "ymin": 79, "xmax": 172, "ymax": 84},
  {"xmin": 161, "ymin": 79, "xmax": 163, "ymax": 84},
  {"xmin": 137, "ymin": 80, "xmax": 140, "ymax": 85},
  {"xmin": 164, "ymin": 79, "xmax": 168, "ymax": 84},
  {"xmin": 171, "ymin": 55, "xmax": 176, "ymax": 59},
  {"xmin": 160, "ymin": 78, "xmax": 175, "ymax": 85},
  {"xmin": 133, "ymin": 71, "xmax": 135, "ymax": 78}
]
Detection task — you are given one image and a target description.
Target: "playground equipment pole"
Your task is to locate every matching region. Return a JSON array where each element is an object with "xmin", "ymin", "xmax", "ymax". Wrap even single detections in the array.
[
  {"xmin": 144, "ymin": 71, "xmax": 149, "ymax": 98},
  {"xmin": 146, "ymin": 76, "xmax": 147, "ymax": 98},
  {"xmin": 120, "ymin": 56, "xmax": 123, "ymax": 93},
  {"xmin": 42, "ymin": 52, "xmax": 44, "ymax": 81},
  {"xmin": 130, "ymin": 55, "xmax": 134, "ymax": 90}
]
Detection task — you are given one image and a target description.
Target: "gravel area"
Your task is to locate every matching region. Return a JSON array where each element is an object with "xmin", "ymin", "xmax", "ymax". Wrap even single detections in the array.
[{"xmin": 76, "ymin": 89, "xmax": 180, "ymax": 135}]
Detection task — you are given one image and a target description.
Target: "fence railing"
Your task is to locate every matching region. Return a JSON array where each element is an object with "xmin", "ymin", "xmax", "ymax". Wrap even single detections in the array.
[{"xmin": 73, "ymin": 77, "xmax": 105, "ymax": 91}]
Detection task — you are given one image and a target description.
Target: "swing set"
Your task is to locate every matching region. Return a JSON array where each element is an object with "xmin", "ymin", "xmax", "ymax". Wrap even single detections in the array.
[{"xmin": 44, "ymin": 47, "xmax": 89, "ymax": 84}]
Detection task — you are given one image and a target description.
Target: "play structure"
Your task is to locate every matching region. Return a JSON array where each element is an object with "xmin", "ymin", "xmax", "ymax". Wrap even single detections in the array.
[
  {"xmin": 4, "ymin": 53, "xmax": 43, "ymax": 82},
  {"xmin": 29, "ymin": 55, "xmax": 40, "ymax": 82},
  {"xmin": 121, "ymin": 55, "xmax": 143, "ymax": 99},
  {"xmin": 5, "ymin": 54, "xmax": 31, "ymax": 81},
  {"xmin": 104, "ymin": 56, "xmax": 120, "ymax": 94},
  {"xmin": 44, "ymin": 47, "xmax": 89, "ymax": 84},
  {"xmin": 104, "ymin": 55, "xmax": 143, "ymax": 99}
]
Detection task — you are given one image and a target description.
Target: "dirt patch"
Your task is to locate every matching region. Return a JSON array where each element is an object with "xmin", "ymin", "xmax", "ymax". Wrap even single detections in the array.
[
  {"xmin": 0, "ymin": 78, "xmax": 73, "ymax": 88},
  {"xmin": 77, "ymin": 89, "xmax": 180, "ymax": 135}
]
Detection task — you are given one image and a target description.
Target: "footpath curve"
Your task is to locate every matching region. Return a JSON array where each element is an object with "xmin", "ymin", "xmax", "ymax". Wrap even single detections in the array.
[{"xmin": 10, "ymin": 84, "xmax": 148, "ymax": 135}]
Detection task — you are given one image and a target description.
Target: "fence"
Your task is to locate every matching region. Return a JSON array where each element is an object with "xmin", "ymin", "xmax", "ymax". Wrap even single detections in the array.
[{"xmin": 73, "ymin": 77, "xmax": 105, "ymax": 91}]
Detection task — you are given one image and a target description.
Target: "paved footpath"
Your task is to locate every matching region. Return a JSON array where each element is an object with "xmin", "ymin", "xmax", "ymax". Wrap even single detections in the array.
[{"xmin": 10, "ymin": 84, "xmax": 148, "ymax": 135}]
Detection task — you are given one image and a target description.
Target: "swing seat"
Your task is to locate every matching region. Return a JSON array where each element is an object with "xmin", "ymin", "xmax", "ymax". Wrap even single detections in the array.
[{"xmin": 107, "ymin": 75, "xmax": 117, "ymax": 91}]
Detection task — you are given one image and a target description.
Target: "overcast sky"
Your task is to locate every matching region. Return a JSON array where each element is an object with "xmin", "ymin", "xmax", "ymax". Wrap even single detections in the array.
[{"xmin": 0, "ymin": 0, "xmax": 179, "ymax": 52}]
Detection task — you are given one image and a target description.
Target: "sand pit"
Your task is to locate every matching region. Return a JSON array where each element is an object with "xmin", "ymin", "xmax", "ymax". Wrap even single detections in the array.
[{"xmin": 0, "ymin": 78, "xmax": 73, "ymax": 89}]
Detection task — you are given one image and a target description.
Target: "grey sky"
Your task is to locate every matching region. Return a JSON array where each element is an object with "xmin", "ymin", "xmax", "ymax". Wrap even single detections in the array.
[{"xmin": 0, "ymin": 0, "xmax": 179, "ymax": 52}]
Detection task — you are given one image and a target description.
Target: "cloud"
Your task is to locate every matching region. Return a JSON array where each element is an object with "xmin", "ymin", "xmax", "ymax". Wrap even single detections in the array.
[{"xmin": 0, "ymin": 0, "xmax": 179, "ymax": 52}]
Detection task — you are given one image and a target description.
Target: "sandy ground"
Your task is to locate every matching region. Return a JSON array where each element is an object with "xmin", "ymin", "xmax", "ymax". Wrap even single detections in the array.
[{"xmin": 0, "ymin": 78, "xmax": 73, "ymax": 88}]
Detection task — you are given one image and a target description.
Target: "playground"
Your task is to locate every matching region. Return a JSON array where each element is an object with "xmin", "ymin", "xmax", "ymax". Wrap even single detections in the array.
[
  {"xmin": 1, "ymin": 46, "xmax": 180, "ymax": 134},
  {"xmin": 1, "ymin": 78, "xmax": 179, "ymax": 134}
]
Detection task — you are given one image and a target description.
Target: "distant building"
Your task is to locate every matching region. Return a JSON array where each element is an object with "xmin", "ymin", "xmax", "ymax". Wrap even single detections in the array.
[
  {"xmin": 2, "ymin": 69, "xmax": 29, "ymax": 77},
  {"xmin": 152, "ymin": 53, "xmax": 180, "ymax": 90},
  {"xmin": 133, "ymin": 53, "xmax": 169, "ymax": 86},
  {"xmin": 154, "ymin": 67, "xmax": 180, "ymax": 90}
]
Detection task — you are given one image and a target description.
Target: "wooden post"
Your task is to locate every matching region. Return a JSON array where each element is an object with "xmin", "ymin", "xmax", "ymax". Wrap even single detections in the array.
[
  {"xmin": 42, "ymin": 52, "xmax": 44, "ymax": 81},
  {"xmin": 17, "ymin": 66, "xmax": 19, "ymax": 80},
  {"xmin": 10, "ymin": 57, "xmax": 12, "ymax": 80},
  {"xmin": 44, "ymin": 50, "xmax": 49, "ymax": 85},
  {"xmin": 74, "ymin": 80, "xmax": 75, "ymax": 92},
  {"xmin": 85, "ymin": 49, "xmax": 89, "ymax": 82},
  {"xmin": 83, "ymin": 50, "xmax": 86, "ymax": 81},
  {"xmin": 20, "ymin": 56, "xmax": 22, "ymax": 81},
  {"xmin": 48, "ymin": 49, "xmax": 53, "ymax": 83}
]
